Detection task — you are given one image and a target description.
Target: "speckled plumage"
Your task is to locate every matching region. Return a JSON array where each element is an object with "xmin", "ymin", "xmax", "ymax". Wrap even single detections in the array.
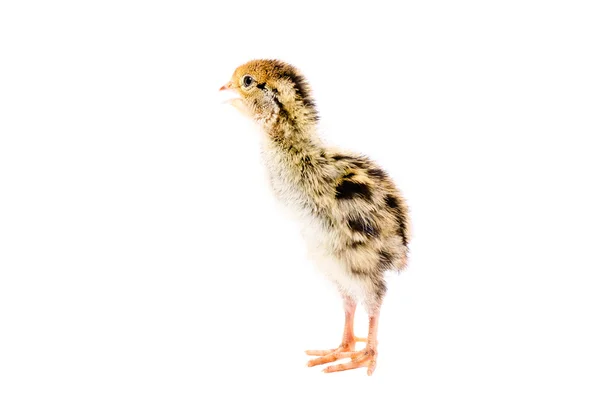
[{"xmin": 221, "ymin": 59, "xmax": 411, "ymax": 374}]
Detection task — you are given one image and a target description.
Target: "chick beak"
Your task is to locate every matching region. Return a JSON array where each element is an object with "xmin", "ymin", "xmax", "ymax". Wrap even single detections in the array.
[
  {"xmin": 219, "ymin": 81, "xmax": 233, "ymax": 91},
  {"xmin": 219, "ymin": 81, "xmax": 250, "ymax": 117},
  {"xmin": 219, "ymin": 80, "xmax": 240, "ymax": 104}
]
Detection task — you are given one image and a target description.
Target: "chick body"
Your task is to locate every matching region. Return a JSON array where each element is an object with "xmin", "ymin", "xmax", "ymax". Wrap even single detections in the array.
[
  {"xmin": 260, "ymin": 133, "xmax": 410, "ymax": 311},
  {"xmin": 221, "ymin": 59, "xmax": 411, "ymax": 374}
]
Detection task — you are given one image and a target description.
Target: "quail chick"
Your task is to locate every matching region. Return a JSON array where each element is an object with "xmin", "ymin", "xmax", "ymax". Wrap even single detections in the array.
[{"xmin": 220, "ymin": 59, "xmax": 411, "ymax": 375}]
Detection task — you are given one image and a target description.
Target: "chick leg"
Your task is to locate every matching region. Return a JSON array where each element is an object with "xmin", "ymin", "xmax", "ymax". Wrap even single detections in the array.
[
  {"xmin": 322, "ymin": 308, "xmax": 379, "ymax": 375},
  {"xmin": 305, "ymin": 296, "xmax": 366, "ymax": 366}
]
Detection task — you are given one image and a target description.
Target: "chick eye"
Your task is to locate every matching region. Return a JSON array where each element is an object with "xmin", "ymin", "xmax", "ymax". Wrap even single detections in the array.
[{"xmin": 242, "ymin": 75, "xmax": 254, "ymax": 87}]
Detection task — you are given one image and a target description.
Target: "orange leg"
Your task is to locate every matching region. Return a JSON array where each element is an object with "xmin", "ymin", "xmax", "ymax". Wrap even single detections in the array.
[
  {"xmin": 323, "ymin": 310, "xmax": 379, "ymax": 375},
  {"xmin": 306, "ymin": 297, "xmax": 378, "ymax": 374},
  {"xmin": 306, "ymin": 297, "xmax": 365, "ymax": 364}
]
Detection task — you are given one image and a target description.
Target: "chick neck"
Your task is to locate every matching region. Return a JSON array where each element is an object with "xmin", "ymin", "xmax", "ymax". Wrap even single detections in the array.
[
  {"xmin": 264, "ymin": 102, "xmax": 323, "ymax": 159},
  {"xmin": 261, "ymin": 104, "xmax": 332, "ymax": 208}
]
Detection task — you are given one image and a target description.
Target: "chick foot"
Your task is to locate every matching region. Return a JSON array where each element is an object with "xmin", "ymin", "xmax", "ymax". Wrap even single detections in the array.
[
  {"xmin": 305, "ymin": 336, "xmax": 367, "ymax": 366},
  {"xmin": 322, "ymin": 347, "xmax": 378, "ymax": 375},
  {"xmin": 305, "ymin": 336, "xmax": 364, "ymax": 365},
  {"xmin": 307, "ymin": 310, "xmax": 381, "ymax": 375}
]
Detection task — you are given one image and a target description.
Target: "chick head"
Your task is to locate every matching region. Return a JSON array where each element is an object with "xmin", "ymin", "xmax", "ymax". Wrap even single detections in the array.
[{"xmin": 220, "ymin": 59, "xmax": 317, "ymax": 126}]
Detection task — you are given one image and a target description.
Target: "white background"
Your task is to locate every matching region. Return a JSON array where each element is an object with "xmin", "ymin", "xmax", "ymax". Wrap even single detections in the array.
[{"xmin": 1, "ymin": 1, "xmax": 599, "ymax": 396}]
